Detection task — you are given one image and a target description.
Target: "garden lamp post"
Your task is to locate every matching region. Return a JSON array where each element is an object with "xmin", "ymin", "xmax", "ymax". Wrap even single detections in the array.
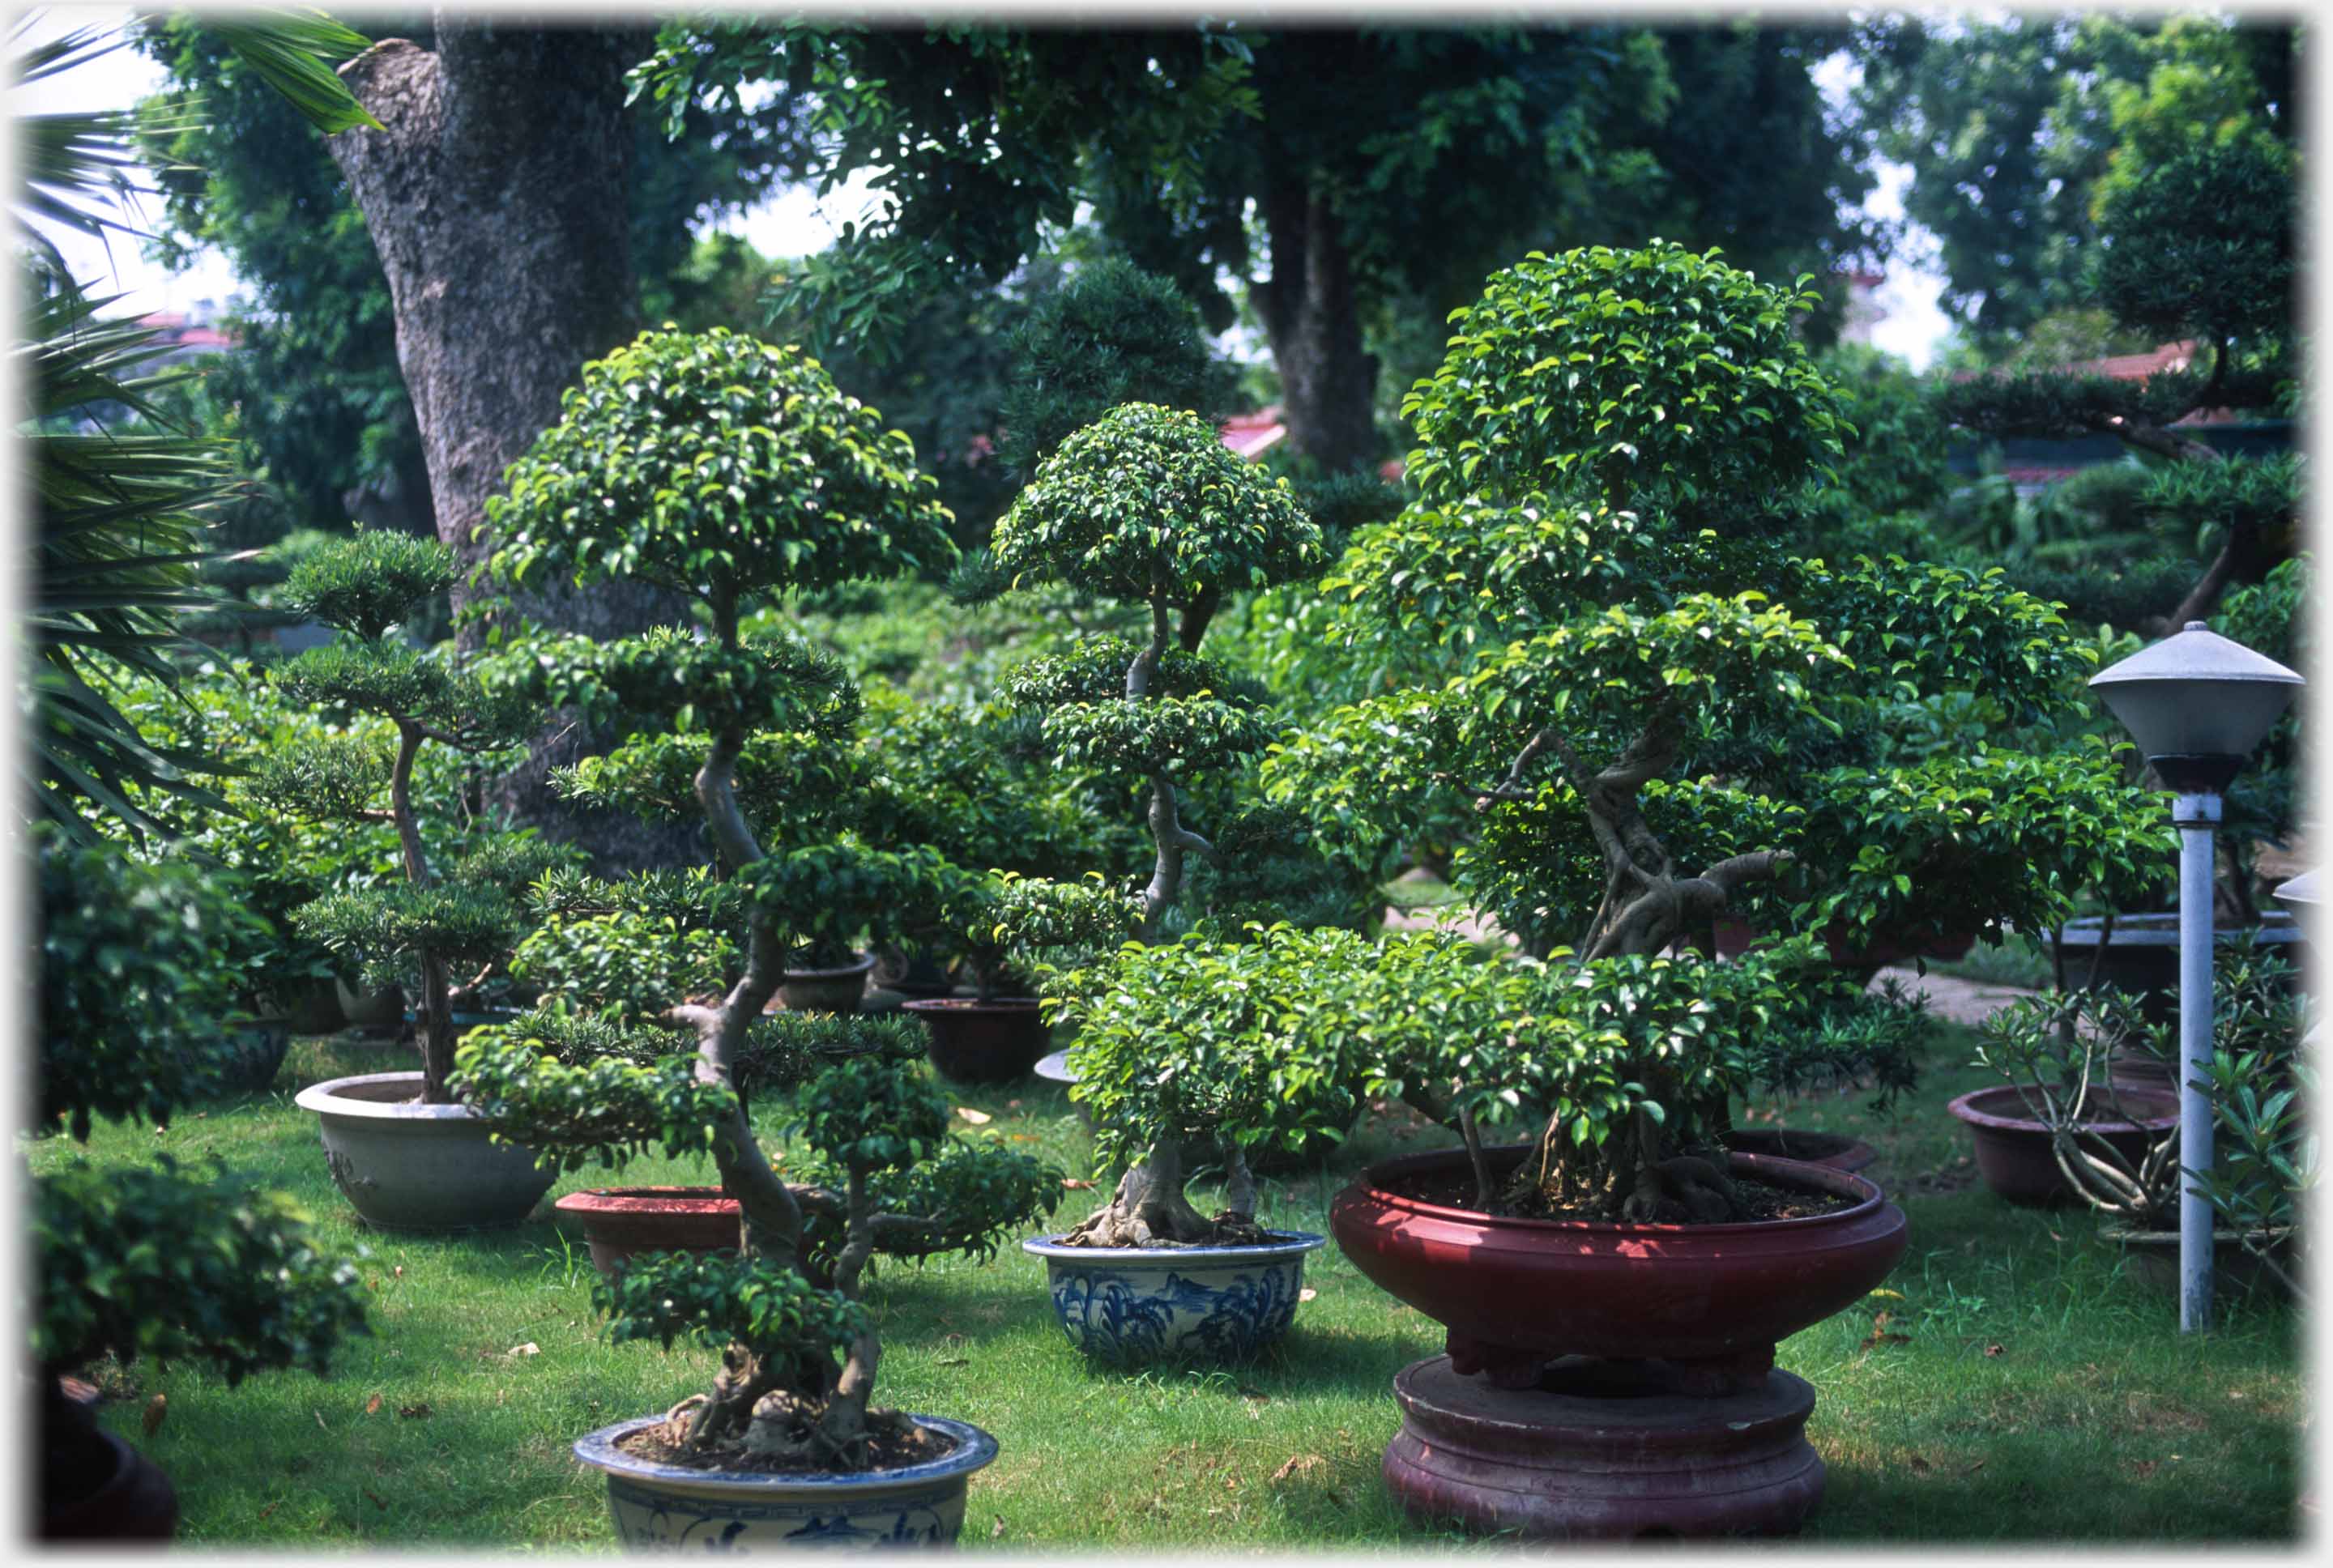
[{"xmin": 2090, "ymin": 622, "xmax": 2304, "ymax": 1333}]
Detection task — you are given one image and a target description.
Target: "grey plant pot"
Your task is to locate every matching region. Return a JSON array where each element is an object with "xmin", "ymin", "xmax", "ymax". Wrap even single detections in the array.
[
  {"xmin": 294, "ymin": 1071, "xmax": 556, "ymax": 1233},
  {"xmin": 573, "ymin": 1412, "xmax": 998, "ymax": 1548}
]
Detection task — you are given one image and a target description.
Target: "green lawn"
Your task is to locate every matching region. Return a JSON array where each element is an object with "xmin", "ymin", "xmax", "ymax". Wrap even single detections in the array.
[{"xmin": 30, "ymin": 1025, "xmax": 2302, "ymax": 1547}]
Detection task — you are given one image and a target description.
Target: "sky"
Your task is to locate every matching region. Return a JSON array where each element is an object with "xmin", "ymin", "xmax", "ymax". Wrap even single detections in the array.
[{"xmin": 17, "ymin": 9, "xmax": 1957, "ymax": 370}]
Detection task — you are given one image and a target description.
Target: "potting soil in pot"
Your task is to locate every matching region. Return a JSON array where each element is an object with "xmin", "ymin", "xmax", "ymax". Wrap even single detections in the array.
[
  {"xmin": 616, "ymin": 1412, "xmax": 955, "ymax": 1476},
  {"xmin": 1384, "ymin": 1164, "xmax": 1859, "ymax": 1225}
]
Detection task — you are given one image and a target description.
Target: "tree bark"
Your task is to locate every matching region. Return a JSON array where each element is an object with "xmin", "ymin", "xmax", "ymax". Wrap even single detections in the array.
[
  {"xmin": 326, "ymin": 21, "xmax": 689, "ymax": 849},
  {"xmin": 1253, "ymin": 180, "xmax": 1380, "ymax": 475}
]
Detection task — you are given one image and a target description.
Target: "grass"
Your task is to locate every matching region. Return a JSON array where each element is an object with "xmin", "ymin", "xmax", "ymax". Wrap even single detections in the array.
[
  {"xmin": 1928, "ymin": 931, "xmax": 2058, "ymax": 991},
  {"xmin": 28, "ymin": 1025, "xmax": 2303, "ymax": 1547}
]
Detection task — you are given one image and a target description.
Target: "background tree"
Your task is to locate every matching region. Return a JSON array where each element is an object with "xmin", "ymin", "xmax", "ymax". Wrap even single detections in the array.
[{"xmin": 637, "ymin": 19, "xmax": 1876, "ymax": 476}]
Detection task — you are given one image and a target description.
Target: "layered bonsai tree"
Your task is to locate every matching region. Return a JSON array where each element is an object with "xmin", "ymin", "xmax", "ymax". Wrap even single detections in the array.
[
  {"xmin": 1265, "ymin": 241, "xmax": 2169, "ymax": 1219},
  {"xmin": 33, "ymin": 830, "xmax": 369, "ymax": 1511},
  {"xmin": 987, "ymin": 401, "xmax": 1325, "ymax": 947},
  {"xmin": 981, "ymin": 401, "xmax": 1325, "ymax": 1244},
  {"xmin": 450, "ymin": 326, "xmax": 1055, "ymax": 1467},
  {"xmin": 247, "ymin": 527, "xmax": 561, "ymax": 1099}
]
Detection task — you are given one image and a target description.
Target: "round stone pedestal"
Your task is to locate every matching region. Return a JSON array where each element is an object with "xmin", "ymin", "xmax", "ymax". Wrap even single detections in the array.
[{"xmin": 1384, "ymin": 1355, "xmax": 1823, "ymax": 1541}]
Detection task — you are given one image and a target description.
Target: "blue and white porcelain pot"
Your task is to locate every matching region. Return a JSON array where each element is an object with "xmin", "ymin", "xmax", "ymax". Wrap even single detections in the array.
[
  {"xmin": 573, "ymin": 1413, "xmax": 998, "ymax": 1550},
  {"xmin": 1022, "ymin": 1230, "xmax": 1327, "ymax": 1365}
]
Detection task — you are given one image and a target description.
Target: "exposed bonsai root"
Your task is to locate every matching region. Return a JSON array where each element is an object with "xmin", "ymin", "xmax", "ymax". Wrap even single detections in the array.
[
  {"xmin": 1057, "ymin": 1142, "xmax": 1269, "ymax": 1248},
  {"xmin": 1623, "ymin": 1153, "xmax": 1744, "ymax": 1225}
]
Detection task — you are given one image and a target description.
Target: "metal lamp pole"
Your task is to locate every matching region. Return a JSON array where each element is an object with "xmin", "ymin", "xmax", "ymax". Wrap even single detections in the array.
[{"xmin": 2090, "ymin": 622, "xmax": 2302, "ymax": 1335}]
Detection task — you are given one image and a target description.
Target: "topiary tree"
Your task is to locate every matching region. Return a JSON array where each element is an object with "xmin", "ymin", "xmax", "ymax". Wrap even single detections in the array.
[
  {"xmin": 458, "ymin": 326, "xmax": 1053, "ymax": 1468},
  {"xmin": 33, "ymin": 829, "xmax": 369, "ymax": 1516},
  {"xmin": 989, "ymin": 403, "xmax": 1325, "ymax": 943},
  {"xmin": 246, "ymin": 526, "xmax": 559, "ymax": 1101},
  {"xmin": 1265, "ymin": 241, "xmax": 2170, "ymax": 1217}
]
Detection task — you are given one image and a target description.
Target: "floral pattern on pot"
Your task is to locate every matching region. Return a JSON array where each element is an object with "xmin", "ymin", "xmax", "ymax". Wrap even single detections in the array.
[
  {"xmin": 1022, "ymin": 1231, "xmax": 1325, "ymax": 1364},
  {"xmin": 574, "ymin": 1413, "xmax": 997, "ymax": 1550}
]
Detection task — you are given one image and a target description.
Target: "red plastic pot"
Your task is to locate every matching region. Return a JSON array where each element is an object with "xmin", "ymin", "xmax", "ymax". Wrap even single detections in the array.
[
  {"xmin": 902, "ymin": 997, "xmax": 1048, "ymax": 1084},
  {"xmin": 1329, "ymin": 1145, "xmax": 1906, "ymax": 1378},
  {"xmin": 1946, "ymin": 1084, "xmax": 2178, "ymax": 1207},
  {"xmin": 774, "ymin": 952, "xmax": 875, "ymax": 1015},
  {"xmin": 553, "ymin": 1186, "xmax": 740, "ymax": 1275},
  {"xmin": 1721, "ymin": 1127, "xmax": 1877, "ymax": 1174}
]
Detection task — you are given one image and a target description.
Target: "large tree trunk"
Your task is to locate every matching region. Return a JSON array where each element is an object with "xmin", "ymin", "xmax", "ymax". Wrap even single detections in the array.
[
  {"xmin": 1253, "ymin": 180, "xmax": 1380, "ymax": 475},
  {"xmin": 326, "ymin": 21, "xmax": 688, "ymax": 856}
]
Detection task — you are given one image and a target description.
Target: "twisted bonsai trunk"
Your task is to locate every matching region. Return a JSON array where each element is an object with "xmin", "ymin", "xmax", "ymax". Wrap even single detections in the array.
[{"xmin": 385, "ymin": 719, "xmax": 459, "ymax": 1105}]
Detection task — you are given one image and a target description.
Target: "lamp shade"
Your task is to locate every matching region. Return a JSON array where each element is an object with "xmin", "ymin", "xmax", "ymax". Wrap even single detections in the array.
[
  {"xmin": 2089, "ymin": 621, "xmax": 2302, "ymax": 764},
  {"xmin": 2272, "ymin": 867, "xmax": 2321, "ymax": 914}
]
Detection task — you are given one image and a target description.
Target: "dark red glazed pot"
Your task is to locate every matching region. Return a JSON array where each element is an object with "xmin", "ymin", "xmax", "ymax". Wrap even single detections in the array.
[
  {"xmin": 1947, "ymin": 1084, "xmax": 2178, "ymax": 1207},
  {"xmin": 41, "ymin": 1429, "xmax": 178, "ymax": 1541},
  {"xmin": 902, "ymin": 997, "xmax": 1047, "ymax": 1084},
  {"xmin": 1329, "ymin": 1146, "xmax": 1907, "ymax": 1372},
  {"xmin": 1722, "ymin": 1127, "xmax": 1878, "ymax": 1174},
  {"xmin": 554, "ymin": 1187, "xmax": 740, "ymax": 1275}
]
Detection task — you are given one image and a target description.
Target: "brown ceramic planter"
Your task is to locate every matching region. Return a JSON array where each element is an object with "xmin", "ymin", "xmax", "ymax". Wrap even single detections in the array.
[
  {"xmin": 555, "ymin": 1187, "xmax": 740, "ymax": 1275},
  {"xmin": 774, "ymin": 952, "xmax": 875, "ymax": 1014},
  {"xmin": 902, "ymin": 997, "xmax": 1048, "ymax": 1083},
  {"xmin": 41, "ymin": 1428, "xmax": 178, "ymax": 1541},
  {"xmin": 1722, "ymin": 1127, "xmax": 1877, "ymax": 1174},
  {"xmin": 1330, "ymin": 1144, "xmax": 1907, "ymax": 1384},
  {"xmin": 1946, "ymin": 1084, "xmax": 2179, "ymax": 1207},
  {"xmin": 259, "ymin": 977, "xmax": 343, "ymax": 1036},
  {"xmin": 335, "ymin": 978, "xmax": 407, "ymax": 1030}
]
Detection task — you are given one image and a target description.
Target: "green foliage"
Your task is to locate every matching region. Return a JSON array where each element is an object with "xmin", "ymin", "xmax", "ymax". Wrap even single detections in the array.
[
  {"xmin": 510, "ymin": 911, "xmax": 738, "ymax": 1023},
  {"xmin": 449, "ymin": 1025, "xmax": 740, "ymax": 1174},
  {"xmin": 1040, "ymin": 694, "xmax": 1279, "ymax": 781},
  {"xmin": 296, "ymin": 883, "xmax": 527, "ymax": 978},
  {"xmin": 595, "ymin": 1250, "xmax": 866, "ymax": 1366},
  {"xmin": 277, "ymin": 527, "xmax": 458, "ymax": 639},
  {"xmin": 245, "ymin": 732, "xmax": 392, "ymax": 824},
  {"xmin": 1399, "ymin": 241, "xmax": 1850, "ymax": 514},
  {"xmin": 790, "ymin": 1043, "xmax": 950, "ymax": 1174},
  {"xmin": 2090, "ymin": 129, "xmax": 2295, "ymax": 355},
  {"xmin": 554, "ymin": 725, "xmax": 866, "ymax": 843},
  {"xmin": 486, "ymin": 327, "xmax": 956, "ymax": 612},
  {"xmin": 33, "ymin": 1158, "xmax": 369, "ymax": 1380},
  {"xmin": 989, "ymin": 403, "xmax": 1324, "ymax": 604},
  {"xmin": 36, "ymin": 830, "xmax": 271, "ymax": 1141},
  {"xmin": 269, "ymin": 637, "xmax": 538, "ymax": 748},
  {"xmin": 735, "ymin": 841, "xmax": 958, "ymax": 967},
  {"xmin": 1051, "ymin": 927, "xmax": 1387, "ymax": 1171},
  {"xmin": 1004, "ymin": 635, "xmax": 1266, "ymax": 709},
  {"xmin": 997, "ymin": 257, "xmax": 1239, "ymax": 476},
  {"xmin": 492, "ymin": 625, "xmax": 860, "ymax": 744}
]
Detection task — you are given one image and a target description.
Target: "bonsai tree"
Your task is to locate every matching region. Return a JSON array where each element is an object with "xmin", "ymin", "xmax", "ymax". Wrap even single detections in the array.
[
  {"xmin": 987, "ymin": 401, "xmax": 1325, "ymax": 944},
  {"xmin": 33, "ymin": 830, "xmax": 369, "ymax": 1519},
  {"xmin": 245, "ymin": 527, "xmax": 559, "ymax": 1100},
  {"xmin": 457, "ymin": 325, "xmax": 1053, "ymax": 1467},
  {"xmin": 1264, "ymin": 241, "xmax": 2169, "ymax": 1217},
  {"xmin": 1975, "ymin": 943, "xmax": 2307, "ymax": 1293}
]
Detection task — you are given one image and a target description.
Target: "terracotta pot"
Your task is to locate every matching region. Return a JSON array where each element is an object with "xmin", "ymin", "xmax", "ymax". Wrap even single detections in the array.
[
  {"xmin": 1945, "ymin": 1084, "xmax": 2180, "ymax": 1207},
  {"xmin": 1722, "ymin": 1127, "xmax": 1877, "ymax": 1174},
  {"xmin": 1331, "ymin": 1146, "xmax": 1905, "ymax": 1379},
  {"xmin": 774, "ymin": 952, "xmax": 876, "ymax": 1015},
  {"xmin": 554, "ymin": 1187, "xmax": 741, "ymax": 1275},
  {"xmin": 2057, "ymin": 911, "xmax": 2310, "ymax": 1025},
  {"xmin": 2103, "ymin": 1223, "xmax": 2296, "ymax": 1301},
  {"xmin": 574, "ymin": 1412, "xmax": 998, "ymax": 1548},
  {"xmin": 902, "ymin": 997, "xmax": 1048, "ymax": 1083},
  {"xmin": 41, "ymin": 1428, "xmax": 178, "ymax": 1541},
  {"xmin": 295, "ymin": 1071, "xmax": 557, "ymax": 1232}
]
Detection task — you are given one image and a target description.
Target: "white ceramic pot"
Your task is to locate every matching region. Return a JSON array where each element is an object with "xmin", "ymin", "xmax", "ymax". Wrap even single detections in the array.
[
  {"xmin": 573, "ymin": 1412, "xmax": 998, "ymax": 1549},
  {"xmin": 1022, "ymin": 1230, "xmax": 1326, "ymax": 1365},
  {"xmin": 294, "ymin": 1071, "xmax": 555, "ymax": 1232}
]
